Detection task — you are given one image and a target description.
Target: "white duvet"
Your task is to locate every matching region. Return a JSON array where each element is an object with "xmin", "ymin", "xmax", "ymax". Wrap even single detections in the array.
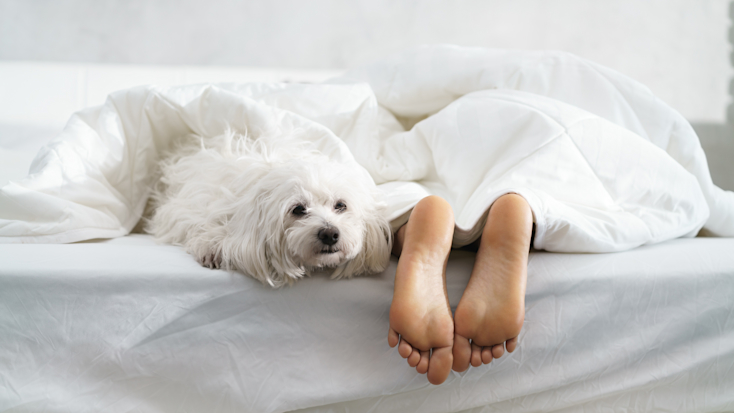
[{"xmin": 2, "ymin": 45, "xmax": 733, "ymax": 250}]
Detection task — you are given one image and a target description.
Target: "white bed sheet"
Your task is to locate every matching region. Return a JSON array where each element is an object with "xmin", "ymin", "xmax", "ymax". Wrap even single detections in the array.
[{"xmin": 1, "ymin": 235, "xmax": 733, "ymax": 413}]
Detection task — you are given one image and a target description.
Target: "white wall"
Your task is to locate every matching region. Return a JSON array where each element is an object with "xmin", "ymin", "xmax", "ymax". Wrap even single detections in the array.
[{"xmin": 0, "ymin": 0, "xmax": 732, "ymax": 122}]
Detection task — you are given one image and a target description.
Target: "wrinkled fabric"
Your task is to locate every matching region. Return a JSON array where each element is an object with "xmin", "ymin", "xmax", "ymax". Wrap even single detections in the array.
[
  {"xmin": 1, "ymin": 235, "xmax": 733, "ymax": 412},
  {"xmin": 1, "ymin": 45, "xmax": 732, "ymax": 252}
]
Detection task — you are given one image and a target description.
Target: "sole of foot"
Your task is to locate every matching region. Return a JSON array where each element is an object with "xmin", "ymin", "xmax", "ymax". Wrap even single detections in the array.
[
  {"xmin": 388, "ymin": 196, "xmax": 456, "ymax": 385},
  {"xmin": 450, "ymin": 194, "xmax": 532, "ymax": 372}
]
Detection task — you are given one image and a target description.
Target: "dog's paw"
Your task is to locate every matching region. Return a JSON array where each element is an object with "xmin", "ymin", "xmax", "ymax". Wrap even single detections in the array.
[{"xmin": 199, "ymin": 252, "xmax": 222, "ymax": 269}]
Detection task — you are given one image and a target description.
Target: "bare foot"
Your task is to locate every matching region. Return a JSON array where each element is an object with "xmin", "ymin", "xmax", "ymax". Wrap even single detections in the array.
[
  {"xmin": 452, "ymin": 194, "xmax": 533, "ymax": 372},
  {"xmin": 388, "ymin": 196, "xmax": 455, "ymax": 385}
]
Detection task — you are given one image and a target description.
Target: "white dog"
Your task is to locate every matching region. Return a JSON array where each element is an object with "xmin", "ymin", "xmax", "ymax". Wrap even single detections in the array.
[{"xmin": 146, "ymin": 130, "xmax": 393, "ymax": 288}]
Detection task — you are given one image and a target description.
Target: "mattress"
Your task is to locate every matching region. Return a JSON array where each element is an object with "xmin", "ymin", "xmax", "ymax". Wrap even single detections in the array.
[{"xmin": 1, "ymin": 234, "xmax": 733, "ymax": 412}]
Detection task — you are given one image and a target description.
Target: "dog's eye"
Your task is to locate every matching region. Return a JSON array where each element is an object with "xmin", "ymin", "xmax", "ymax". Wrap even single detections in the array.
[
  {"xmin": 335, "ymin": 201, "xmax": 347, "ymax": 212},
  {"xmin": 292, "ymin": 205, "xmax": 307, "ymax": 217}
]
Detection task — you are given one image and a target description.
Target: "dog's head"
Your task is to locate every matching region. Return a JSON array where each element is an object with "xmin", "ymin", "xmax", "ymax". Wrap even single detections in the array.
[{"xmin": 222, "ymin": 149, "xmax": 392, "ymax": 288}]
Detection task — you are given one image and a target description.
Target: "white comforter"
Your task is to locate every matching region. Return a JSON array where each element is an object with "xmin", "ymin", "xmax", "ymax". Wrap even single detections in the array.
[{"xmin": 2, "ymin": 45, "xmax": 733, "ymax": 250}]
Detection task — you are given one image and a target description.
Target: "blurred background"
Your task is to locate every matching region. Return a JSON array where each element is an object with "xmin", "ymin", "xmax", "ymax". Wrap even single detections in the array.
[{"xmin": 0, "ymin": 0, "xmax": 732, "ymax": 188}]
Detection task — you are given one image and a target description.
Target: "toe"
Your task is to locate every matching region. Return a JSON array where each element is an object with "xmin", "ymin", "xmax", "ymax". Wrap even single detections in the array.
[
  {"xmin": 452, "ymin": 333, "xmax": 472, "ymax": 372},
  {"xmin": 427, "ymin": 346, "xmax": 453, "ymax": 385},
  {"xmin": 408, "ymin": 348, "xmax": 420, "ymax": 367},
  {"xmin": 506, "ymin": 337, "xmax": 518, "ymax": 353},
  {"xmin": 398, "ymin": 337, "xmax": 413, "ymax": 358},
  {"xmin": 491, "ymin": 343, "xmax": 505, "ymax": 359},
  {"xmin": 416, "ymin": 350, "xmax": 430, "ymax": 374},
  {"xmin": 388, "ymin": 328, "xmax": 400, "ymax": 348},
  {"xmin": 481, "ymin": 347, "xmax": 493, "ymax": 364},
  {"xmin": 470, "ymin": 342, "xmax": 482, "ymax": 367}
]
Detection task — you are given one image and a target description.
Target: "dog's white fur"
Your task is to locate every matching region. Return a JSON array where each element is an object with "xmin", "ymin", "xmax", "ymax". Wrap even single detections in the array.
[{"xmin": 146, "ymin": 130, "xmax": 393, "ymax": 288}]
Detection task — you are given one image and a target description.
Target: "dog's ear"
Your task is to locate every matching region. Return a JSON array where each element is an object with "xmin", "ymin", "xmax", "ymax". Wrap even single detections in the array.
[
  {"xmin": 333, "ymin": 210, "xmax": 392, "ymax": 279},
  {"xmin": 221, "ymin": 222, "xmax": 275, "ymax": 286},
  {"xmin": 223, "ymin": 199, "xmax": 305, "ymax": 288}
]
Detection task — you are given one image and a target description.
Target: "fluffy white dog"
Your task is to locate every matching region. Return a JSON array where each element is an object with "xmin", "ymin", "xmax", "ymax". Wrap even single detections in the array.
[{"xmin": 146, "ymin": 130, "xmax": 393, "ymax": 288}]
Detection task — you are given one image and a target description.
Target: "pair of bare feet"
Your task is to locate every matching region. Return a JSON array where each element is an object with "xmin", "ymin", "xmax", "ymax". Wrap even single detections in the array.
[{"xmin": 387, "ymin": 194, "xmax": 533, "ymax": 385}]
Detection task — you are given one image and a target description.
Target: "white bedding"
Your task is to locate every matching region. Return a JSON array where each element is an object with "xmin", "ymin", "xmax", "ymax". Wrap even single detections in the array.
[
  {"xmin": 1, "ymin": 235, "xmax": 733, "ymax": 412},
  {"xmin": 2, "ymin": 45, "xmax": 734, "ymax": 251},
  {"xmin": 2, "ymin": 46, "xmax": 734, "ymax": 412}
]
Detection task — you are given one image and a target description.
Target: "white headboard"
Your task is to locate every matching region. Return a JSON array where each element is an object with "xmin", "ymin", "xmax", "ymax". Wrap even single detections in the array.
[{"xmin": 0, "ymin": 62, "xmax": 341, "ymax": 128}]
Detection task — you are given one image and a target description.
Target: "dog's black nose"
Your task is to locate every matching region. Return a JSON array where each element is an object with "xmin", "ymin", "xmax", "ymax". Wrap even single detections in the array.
[{"xmin": 318, "ymin": 227, "xmax": 339, "ymax": 246}]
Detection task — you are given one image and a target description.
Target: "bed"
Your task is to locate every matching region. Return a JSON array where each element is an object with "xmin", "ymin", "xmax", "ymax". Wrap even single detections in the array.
[{"xmin": 1, "ymin": 58, "xmax": 734, "ymax": 413}]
